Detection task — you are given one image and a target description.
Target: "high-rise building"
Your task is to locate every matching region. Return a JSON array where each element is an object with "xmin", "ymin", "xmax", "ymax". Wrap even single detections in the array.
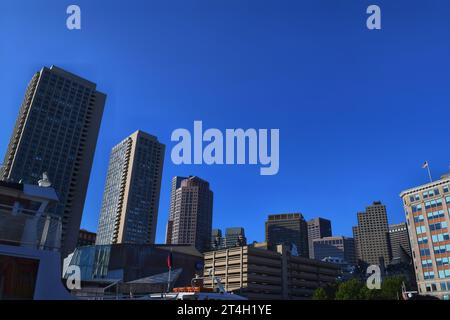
[
  {"xmin": 400, "ymin": 174, "xmax": 450, "ymax": 300},
  {"xmin": 165, "ymin": 176, "xmax": 186, "ymax": 244},
  {"xmin": 96, "ymin": 131, "xmax": 165, "ymax": 245},
  {"xmin": 211, "ymin": 229, "xmax": 223, "ymax": 250},
  {"xmin": 307, "ymin": 217, "xmax": 332, "ymax": 259},
  {"xmin": 77, "ymin": 229, "xmax": 96, "ymax": 247},
  {"xmin": 352, "ymin": 201, "xmax": 391, "ymax": 267},
  {"xmin": 313, "ymin": 236, "xmax": 356, "ymax": 265},
  {"xmin": 224, "ymin": 227, "xmax": 247, "ymax": 248},
  {"xmin": 165, "ymin": 176, "xmax": 213, "ymax": 253},
  {"xmin": 0, "ymin": 66, "xmax": 106, "ymax": 256},
  {"xmin": 210, "ymin": 227, "xmax": 246, "ymax": 250},
  {"xmin": 389, "ymin": 222, "xmax": 412, "ymax": 262},
  {"xmin": 265, "ymin": 213, "xmax": 309, "ymax": 257},
  {"xmin": 352, "ymin": 226, "xmax": 361, "ymax": 263}
]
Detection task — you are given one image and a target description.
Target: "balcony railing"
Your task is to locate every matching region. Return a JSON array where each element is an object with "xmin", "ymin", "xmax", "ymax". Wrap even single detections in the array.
[{"xmin": 0, "ymin": 204, "xmax": 61, "ymax": 251}]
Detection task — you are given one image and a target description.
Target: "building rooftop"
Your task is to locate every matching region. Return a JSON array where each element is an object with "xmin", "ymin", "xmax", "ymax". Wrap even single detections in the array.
[{"xmin": 399, "ymin": 174, "xmax": 450, "ymax": 197}]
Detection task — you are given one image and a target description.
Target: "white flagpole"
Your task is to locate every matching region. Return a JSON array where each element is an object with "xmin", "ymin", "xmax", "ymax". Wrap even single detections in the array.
[{"xmin": 427, "ymin": 164, "xmax": 433, "ymax": 182}]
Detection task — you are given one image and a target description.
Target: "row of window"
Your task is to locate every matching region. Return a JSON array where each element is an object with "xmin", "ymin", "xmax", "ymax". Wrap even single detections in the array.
[
  {"xmin": 423, "ymin": 189, "xmax": 441, "ymax": 199},
  {"xmin": 434, "ymin": 244, "xmax": 450, "ymax": 254},
  {"xmin": 428, "ymin": 209, "xmax": 446, "ymax": 220},
  {"xmin": 438, "ymin": 269, "xmax": 450, "ymax": 279},
  {"xmin": 432, "ymin": 233, "xmax": 450, "ymax": 243},
  {"xmin": 419, "ymin": 245, "xmax": 450, "ymax": 256},
  {"xmin": 425, "ymin": 199, "xmax": 443, "ymax": 209},
  {"xmin": 437, "ymin": 257, "xmax": 450, "ymax": 266},
  {"xmin": 430, "ymin": 221, "xmax": 448, "ymax": 231},
  {"xmin": 409, "ymin": 185, "xmax": 450, "ymax": 203},
  {"xmin": 424, "ymin": 282, "xmax": 450, "ymax": 294},
  {"xmin": 416, "ymin": 222, "xmax": 448, "ymax": 235}
]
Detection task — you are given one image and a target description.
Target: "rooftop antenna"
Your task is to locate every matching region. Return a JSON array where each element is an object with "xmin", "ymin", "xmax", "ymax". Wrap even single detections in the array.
[{"xmin": 38, "ymin": 172, "xmax": 52, "ymax": 187}]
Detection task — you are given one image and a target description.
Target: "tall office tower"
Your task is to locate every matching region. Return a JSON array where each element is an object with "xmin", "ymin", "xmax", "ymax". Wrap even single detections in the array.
[
  {"xmin": 400, "ymin": 174, "xmax": 450, "ymax": 299},
  {"xmin": 224, "ymin": 227, "xmax": 247, "ymax": 248},
  {"xmin": 389, "ymin": 222, "xmax": 412, "ymax": 262},
  {"xmin": 165, "ymin": 176, "xmax": 186, "ymax": 245},
  {"xmin": 352, "ymin": 201, "xmax": 391, "ymax": 267},
  {"xmin": 313, "ymin": 236, "xmax": 356, "ymax": 265},
  {"xmin": 307, "ymin": 218, "xmax": 332, "ymax": 259},
  {"xmin": 265, "ymin": 213, "xmax": 309, "ymax": 257},
  {"xmin": 96, "ymin": 131, "xmax": 165, "ymax": 245},
  {"xmin": 0, "ymin": 66, "xmax": 105, "ymax": 256},
  {"xmin": 165, "ymin": 176, "xmax": 213, "ymax": 253},
  {"xmin": 211, "ymin": 229, "xmax": 223, "ymax": 250},
  {"xmin": 352, "ymin": 226, "xmax": 361, "ymax": 263}
]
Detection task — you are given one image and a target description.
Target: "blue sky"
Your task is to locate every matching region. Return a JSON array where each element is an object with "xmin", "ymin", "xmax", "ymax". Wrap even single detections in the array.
[{"xmin": 1, "ymin": 1, "xmax": 450, "ymax": 243}]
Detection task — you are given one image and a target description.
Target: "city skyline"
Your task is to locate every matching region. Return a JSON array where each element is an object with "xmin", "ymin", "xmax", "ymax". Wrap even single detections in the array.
[{"xmin": 2, "ymin": 0, "xmax": 450, "ymax": 246}]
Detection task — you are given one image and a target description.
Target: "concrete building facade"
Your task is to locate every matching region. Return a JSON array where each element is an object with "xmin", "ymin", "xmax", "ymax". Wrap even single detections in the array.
[
  {"xmin": 389, "ymin": 222, "xmax": 412, "ymax": 262},
  {"xmin": 211, "ymin": 227, "xmax": 247, "ymax": 250},
  {"xmin": 400, "ymin": 174, "xmax": 450, "ymax": 300},
  {"xmin": 353, "ymin": 201, "xmax": 391, "ymax": 267},
  {"xmin": 203, "ymin": 245, "xmax": 339, "ymax": 299},
  {"xmin": 96, "ymin": 131, "xmax": 165, "ymax": 245},
  {"xmin": 165, "ymin": 176, "xmax": 213, "ymax": 253},
  {"xmin": 307, "ymin": 217, "xmax": 332, "ymax": 259}
]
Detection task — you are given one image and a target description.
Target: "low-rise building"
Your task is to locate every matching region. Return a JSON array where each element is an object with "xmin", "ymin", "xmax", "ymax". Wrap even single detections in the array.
[
  {"xmin": 63, "ymin": 243, "xmax": 204, "ymax": 296},
  {"xmin": 203, "ymin": 245, "xmax": 339, "ymax": 299}
]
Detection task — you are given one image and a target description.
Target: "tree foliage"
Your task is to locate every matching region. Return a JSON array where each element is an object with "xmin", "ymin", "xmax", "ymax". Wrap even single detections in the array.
[{"xmin": 321, "ymin": 276, "xmax": 406, "ymax": 300}]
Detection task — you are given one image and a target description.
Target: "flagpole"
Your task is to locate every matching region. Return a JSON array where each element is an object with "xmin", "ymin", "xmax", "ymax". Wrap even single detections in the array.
[
  {"xmin": 167, "ymin": 249, "xmax": 173, "ymax": 293},
  {"xmin": 423, "ymin": 161, "xmax": 433, "ymax": 182},
  {"xmin": 167, "ymin": 266, "xmax": 171, "ymax": 293},
  {"xmin": 427, "ymin": 165, "xmax": 432, "ymax": 182}
]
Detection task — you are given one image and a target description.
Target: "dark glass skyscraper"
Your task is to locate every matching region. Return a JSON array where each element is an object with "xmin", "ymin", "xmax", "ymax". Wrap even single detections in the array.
[
  {"xmin": 210, "ymin": 227, "xmax": 246, "ymax": 250},
  {"xmin": 307, "ymin": 217, "xmax": 332, "ymax": 259},
  {"xmin": 224, "ymin": 227, "xmax": 247, "ymax": 248},
  {"xmin": 165, "ymin": 176, "xmax": 213, "ymax": 253},
  {"xmin": 1, "ymin": 66, "xmax": 106, "ymax": 256},
  {"xmin": 265, "ymin": 213, "xmax": 309, "ymax": 257},
  {"xmin": 96, "ymin": 130, "xmax": 165, "ymax": 245}
]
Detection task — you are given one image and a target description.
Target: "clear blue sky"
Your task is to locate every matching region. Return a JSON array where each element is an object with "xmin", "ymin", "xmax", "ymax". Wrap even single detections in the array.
[{"xmin": 1, "ymin": 1, "xmax": 450, "ymax": 243}]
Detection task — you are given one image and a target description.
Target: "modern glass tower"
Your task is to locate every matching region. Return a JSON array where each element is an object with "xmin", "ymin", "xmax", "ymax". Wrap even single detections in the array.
[
  {"xmin": 96, "ymin": 130, "xmax": 165, "ymax": 245},
  {"xmin": 165, "ymin": 176, "xmax": 213, "ymax": 253},
  {"xmin": 0, "ymin": 66, "xmax": 106, "ymax": 256}
]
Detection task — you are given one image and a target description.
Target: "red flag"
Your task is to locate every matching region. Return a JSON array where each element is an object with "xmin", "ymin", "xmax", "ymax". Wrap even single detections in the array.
[{"xmin": 167, "ymin": 251, "xmax": 173, "ymax": 269}]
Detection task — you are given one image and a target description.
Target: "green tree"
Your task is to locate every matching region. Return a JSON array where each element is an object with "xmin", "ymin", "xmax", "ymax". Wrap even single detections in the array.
[
  {"xmin": 360, "ymin": 285, "xmax": 382, "ymax": 300},
  {"xmin": 335, "ymin": 279, "xmax": 365, "ymax": 300},
  {"xmin": 312, "ymin": 287, "xmax": 328, "ymax": 300},
  {"xmin": 380, "ymin": 276, "xmax": 405, "ymax": 300}
]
